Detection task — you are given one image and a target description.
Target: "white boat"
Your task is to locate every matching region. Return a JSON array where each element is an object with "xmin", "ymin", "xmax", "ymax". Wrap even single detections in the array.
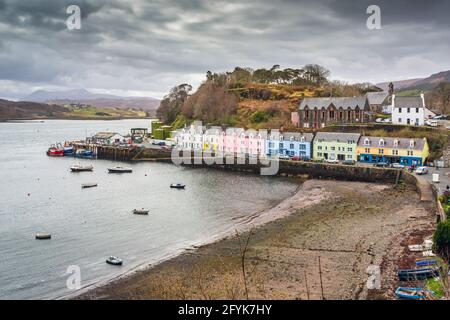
[
  {"xmin": 70, "ymin": 164, "xmax": 93, "ymax": 172},
  {"xmin": 35, "ymin": 233, "xmax": 51, "ymax": 240},
  {"xmin": 170, "ymin": 183, "xmax": 185, "ymax": 189},
  {"xmin": 108, "ymin": 167, "xmax": 132, "ymax": 173},
  {"xmin": 106, "ymin": 256, "xmax": 123, "ymax": 265}
]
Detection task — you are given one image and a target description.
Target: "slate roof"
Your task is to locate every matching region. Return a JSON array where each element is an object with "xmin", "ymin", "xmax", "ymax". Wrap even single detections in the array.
[
  {"xmin": 93, "ymin": 132, "xmax": 121, "ymax": 139},
  {"xmin": 299, "ymin": 97, "xmax": 370, "ymax": 111},
  {"xmin": 394, "ymin": 96, "xmax": 424, "ymax": 109},
  {"xmin": 314, "ymin": 132, "xmax": 361, "ymax": 143},
  {"xmin": 279, "ymin": 132, "xmax": 314, "ymax": 142},
  {"xmin": 358, "ymin": 136, "xmax": 426, "ymax": 151},
  {"xmin": 366, "ymin": 92, "xmax": 390, "ymax": 105}
]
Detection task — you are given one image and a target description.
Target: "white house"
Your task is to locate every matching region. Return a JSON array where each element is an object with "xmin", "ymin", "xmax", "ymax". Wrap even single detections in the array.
[
  {"xmin": 174, "ymin": 123, "xmax": 204, "ymax": 150},
  {"xmin": 89, "ymin": 132, "xmax": 126, "ymax": 145},
  {"xmin": 391, "ymin": 94, "xmax": 435, "ymax": 126}
]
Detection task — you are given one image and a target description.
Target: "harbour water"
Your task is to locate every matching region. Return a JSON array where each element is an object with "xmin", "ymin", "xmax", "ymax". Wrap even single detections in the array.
[{"xmin": 0, "ymin": 119, "xmax": 298, "ymax": 299}]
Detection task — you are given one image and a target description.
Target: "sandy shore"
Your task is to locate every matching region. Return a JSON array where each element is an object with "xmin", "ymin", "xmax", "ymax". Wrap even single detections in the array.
[{"xmin": 76, "ymin": 179, "xmax": 435, "ymax": 300}]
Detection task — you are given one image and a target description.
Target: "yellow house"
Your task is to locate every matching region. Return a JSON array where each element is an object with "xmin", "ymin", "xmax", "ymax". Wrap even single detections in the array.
[{"xmin": 357, "ymin": 136, "xmax": 429, "ymax": 166}]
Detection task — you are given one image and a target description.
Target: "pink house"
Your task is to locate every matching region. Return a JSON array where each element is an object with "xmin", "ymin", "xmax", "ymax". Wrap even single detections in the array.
[{"xmin": 222, "ymin": 128, "xmax": 266, "ymax": 157}]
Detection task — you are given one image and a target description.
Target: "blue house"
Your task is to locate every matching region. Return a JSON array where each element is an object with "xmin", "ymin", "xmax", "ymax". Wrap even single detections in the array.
[{"xmin": 266, "ymin": 132, "xmax": 313, "ymax": 159}]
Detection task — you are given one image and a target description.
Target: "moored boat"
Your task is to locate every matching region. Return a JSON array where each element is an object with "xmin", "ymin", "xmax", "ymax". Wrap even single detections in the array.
[
  {"xmin": 170, "ymin": 183, "xmax": 185, "ymax": 189},
  {"xmin": 35, "ymin": 233, "xmax": 51, "ymax": 240},
  {"xmin": 46, "ymin": 144, "xmax": 64, "ymax": 157},
  {"xmin": 106, "ymin": 256, "xmax": 123, "ymax": 266},
  {"xmin": 133, "ymin": 209, "xmax": 149, "ymax": 215},
  {"xmin": 415, "ymin": 258, "xmax": 438, "ymax": 267},
  {"xmin": 82, "ymin": 183, "xmax": 98, "ymax": 189},
  {"xmin": 70, "ymin": 164, "xmax": 94, "ymax": 172},
  {"xmin": 395, "ymin": 287, "xmax": 433, "ymax": 300},
  {"xmin": 108, "ymin": 167, "xmax": 133, "ymax": 173},
  {"xmin": 63, "ymin": 146, "xmax": 74, "ymax": 155}
]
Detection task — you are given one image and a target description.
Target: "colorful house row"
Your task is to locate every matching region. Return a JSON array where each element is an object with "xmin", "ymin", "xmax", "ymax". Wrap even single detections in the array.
[{"xmin": 173, "ymin": 124, "xmax": 429, "ymax": 165}]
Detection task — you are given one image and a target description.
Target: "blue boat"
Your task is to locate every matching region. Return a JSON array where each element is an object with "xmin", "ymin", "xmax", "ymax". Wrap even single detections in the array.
[
  {"xmin": 395, "ymin": 287, "xmax": 432, "ymax": 300},
  {"xmin": 63, "ymin": 146, "xmax": 74, "ymax": 155},
  {"xmin": 416, "ymin": 259, "xmax": 438, "ymax": 267},
  {"xmin": 397, "ymin": 267, "xmax": 440, "ymax": 281}
]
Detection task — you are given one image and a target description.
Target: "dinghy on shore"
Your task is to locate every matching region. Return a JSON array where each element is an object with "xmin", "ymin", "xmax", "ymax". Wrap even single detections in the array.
[
  {"xmin": 397, "ymin": 267, "xmax": 440, "ymax": 281},
  {"xmin": 395, "ymin": 287, "xmax": 433, "ymax": 300}
]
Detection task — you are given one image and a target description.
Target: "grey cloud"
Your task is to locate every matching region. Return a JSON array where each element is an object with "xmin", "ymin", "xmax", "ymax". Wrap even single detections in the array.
[{"xmin": 0, "ymin": 0, "xmax": 449, "ymax": 100}]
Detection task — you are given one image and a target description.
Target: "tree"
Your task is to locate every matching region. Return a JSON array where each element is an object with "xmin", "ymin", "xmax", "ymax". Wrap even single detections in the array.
[
  {"xmin": 155, "ymin": 83, "xmax": 192, "ymax": 123},
  {"xmin": 433, "ymin": 219, "xmax": 450, "ymax": 261},
  {"xmin": 303, "ymin": 64, "xmax": 330, "ymax": 85}
]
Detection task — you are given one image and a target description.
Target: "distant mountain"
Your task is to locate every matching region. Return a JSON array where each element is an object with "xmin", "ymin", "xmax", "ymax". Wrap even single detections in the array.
[
  {"xmin": 376, "ymin": 78, "xmax": 423, "ymax": 91},
  {"xmin": 0, "ymin": 99, "xmax": 68, "ymax": 121},
  {"xmin": 21, "ymin": 89, "xmax": 160, "ymax": 112},
  {"xmin": 377, "ymin": 70, "xmax": 450, "ymax": 92}
]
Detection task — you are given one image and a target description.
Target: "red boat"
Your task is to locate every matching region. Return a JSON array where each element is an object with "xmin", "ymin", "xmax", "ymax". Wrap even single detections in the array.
[{"xmin": 47, "ymin": 144, "xmax": 64, "ymax": 157}]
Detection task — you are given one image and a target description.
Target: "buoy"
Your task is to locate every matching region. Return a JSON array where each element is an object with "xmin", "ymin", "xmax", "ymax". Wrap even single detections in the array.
[{"xmin": 27, "ymin": 193, "xmax": 30, "ymax": 196}]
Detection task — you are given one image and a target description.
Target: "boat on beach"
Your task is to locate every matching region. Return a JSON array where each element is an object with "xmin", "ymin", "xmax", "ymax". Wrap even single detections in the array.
[
  {"xmin": 106, "ymin": 256, "xmax": 123, "ymax": 266},
  {"xmin": 82, "ymin": 183, "xmax": 98, "ymax": 189},
  {"xmin": 397, "ymin": 267, "xmax": 441, "ymax": 281},
  {"xmin": 108, "ymin": 167, "xmax": 133, "ymax": 173},
  {"xmin": 70, "ymin": 164, "xmax": 94, "ymax": 172},
  {"xmin": 133, "ymin": 209, "xmax": 149, "ymax": 215},
  {"xmin": 395, "ymin": 287, "xmax": 433, "ymax": 300},
  {"xmin": 415, "ymin": 258, "xmax": 438, "ymax": 267},
  {"xmin": 35, "ymin": 233, "xmax": 51, "ymax": 240},
  {"xmin": 170, "ymin": 183, "xmax": 185, "ymax": 189}
]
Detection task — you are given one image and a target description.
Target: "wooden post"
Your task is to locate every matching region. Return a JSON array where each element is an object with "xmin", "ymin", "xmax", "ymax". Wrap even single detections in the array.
[
  {"xmin": 318, "ymin": 256, "xmax": 325, "ymax": 300},
  {"xmin": 304, "ymin": 270, "xmax": 310, "ymax": 300}
]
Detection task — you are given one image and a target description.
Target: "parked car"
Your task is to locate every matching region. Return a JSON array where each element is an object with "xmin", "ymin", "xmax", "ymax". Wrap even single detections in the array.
[
  {"xmin": 415, "ymin": 167, "xmax": 429, "ymax": 175},
  {"xmin": 374, "ymin": 162, "xmax": 389, "ymax": 168},
  {"xmin": 391, "ymin": 163, "xmax": 405, "ymax": 169},
  {"xmin": 342, "ymin": 160, "xmax": 356, "ymax": 165},
  {"xmin": 382, "ymin": 118, "xmax": 391, "ymax": 123},
  {"xmin": 277, "ymin": 154, "xmax": 290, "ymax": 160},
  {"xmin": 375, "ymin": 118, "xmax": 384, "ymax": 123},
  {"xmin": 325, "ymin": 159, "xmax": 339, "ymax": 164}
]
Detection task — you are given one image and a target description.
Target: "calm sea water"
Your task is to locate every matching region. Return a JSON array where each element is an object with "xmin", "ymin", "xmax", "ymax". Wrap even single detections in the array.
[{"xmin": 0, "ymin": 119, "xmax": 297, "ymax": 299}]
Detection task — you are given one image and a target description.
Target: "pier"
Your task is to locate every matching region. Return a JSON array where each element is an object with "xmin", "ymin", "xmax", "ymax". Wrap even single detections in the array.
[{"xmin": 70, "ymin": 142, "xmax": 143, "ymax": 161}]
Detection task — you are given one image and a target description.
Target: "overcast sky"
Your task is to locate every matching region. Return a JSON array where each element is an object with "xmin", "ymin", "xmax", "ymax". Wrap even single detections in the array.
[{"xmin": 1, "ymin": 0, "xmax": 450, "ymax": 100}]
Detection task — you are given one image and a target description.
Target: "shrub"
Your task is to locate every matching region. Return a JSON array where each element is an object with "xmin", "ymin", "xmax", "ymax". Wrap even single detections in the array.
[{"xmin": 433, "ymin": 220, "xmax": 450, "ymax": 261}]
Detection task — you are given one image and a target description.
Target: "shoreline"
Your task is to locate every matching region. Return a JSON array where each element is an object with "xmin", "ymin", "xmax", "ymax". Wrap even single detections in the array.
[
  {"xmin": 1, "ymin": 116, "xmax": 150, "ymax": 123},
  {"xmin": 75, "ymin": 179, "xmax": 435, "ymax": 300}
]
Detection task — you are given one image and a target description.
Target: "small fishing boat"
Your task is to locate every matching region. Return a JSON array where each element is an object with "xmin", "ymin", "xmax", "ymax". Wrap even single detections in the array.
[
  {"xmin": 170, "ymin": 183, "xmax": 185, "ymax": 189},
  {"xmin": 395, "ymin": 287, "xmax": 432, "ymax": 300},
  {"xmin": 108, "ymin": 167, "xmax": 133, "ymax": 173},
  {"xmin": 106, "ymin": 256, "xmax": 123, "ymax": 266},
  {"xmin": 82, "ymin": 183, "xmax": 98, "ymax": 189},
  {"xmin": 416, "ymin": 258, "xmax": 438, "ymax": 267},
  {"xmin": 63, "ymin": 146, "xmax": 74, "ymax": 155},
  {"xmin": 408, "ymin": 244, "xmax": 425, "ymax": 252},
  {"xmin": 133, "ymin": 209, "xmax": 149, "ymax": 215},
  {"xmin": 46, "ymin": 144, "xmax": 64, "ymax": 157},
  {"xmin": 397, "ymin": 267, "xmax": 440, "ymax": 281},
  {"xmin": 70, "ymin": 164, "xmax": 93, "ymax": 172},
  {"xmin": 35, "ymin": 233, "xmax": 51, "ymax": 240}
]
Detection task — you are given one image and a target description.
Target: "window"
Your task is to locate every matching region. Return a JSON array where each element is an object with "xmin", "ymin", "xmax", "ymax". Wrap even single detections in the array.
[
  {"xmin": 279, "ymin": 143, "xmax": 283, "ymax": 149},
  {"xmin": 392, "ymin": 150, "xmax": 398, "ymax": 155},
  {"xmin": 318, "ymin": 146, "xmax": 322, "ymax": 150},
  {"xmin": 299, "ymin": 144, "xmax": 306, "ymax": 150},
  {"xmin": 409, "ymin": 140, "xmax": 415, "ymax": 147},
  {"xmin": 407, "ymin": 151, "xmax": 414, "ymax": 156},
  {"xmin": 407, "ymin": 108, "xmax": 410, "ymax": 113},
  {"xmin": 317, "ymin": 152, "xmax": 323, "ymax": 157},
  {"xmin": 304, "ymin": 123, "xmax": 309, "ymax": 128},
  {"xmin": 331, "ymin": 147, "xmax": 335, "ymax": 151},
  {"xmin": 393, "ymin": 139, "xmax": 399, "ymax": 147},
  {"xmin": 416, "ymin": 108, "xmax": 419, "ymax": 113},
  {"xmin": 290, "ymin": 143, "xmax": 294, "ymax": 149},
  {"xmin": 348, "ymin": 147, "xmax": 352, "ymax": 152},
  {"xmin": 364, "ymin": 138, "xmax": 370, "ymax": 146},
  {"xmin": 379, "ymin": 139, "xmax": 385, "ymax": 147},
  {"xmin": 365, "ymin": 148, "xmax": 370, "ymax": 153},
  {"xmin": 398, "ymin": 118, "xmax": 402, "ymax": 123},
  {"xmin": 398, "ymin": 108, "xmax": 402, "ymax": 113},
  {"xmin": 378, "ymin": 149, "xmax": 384, "ymax": 154}
]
